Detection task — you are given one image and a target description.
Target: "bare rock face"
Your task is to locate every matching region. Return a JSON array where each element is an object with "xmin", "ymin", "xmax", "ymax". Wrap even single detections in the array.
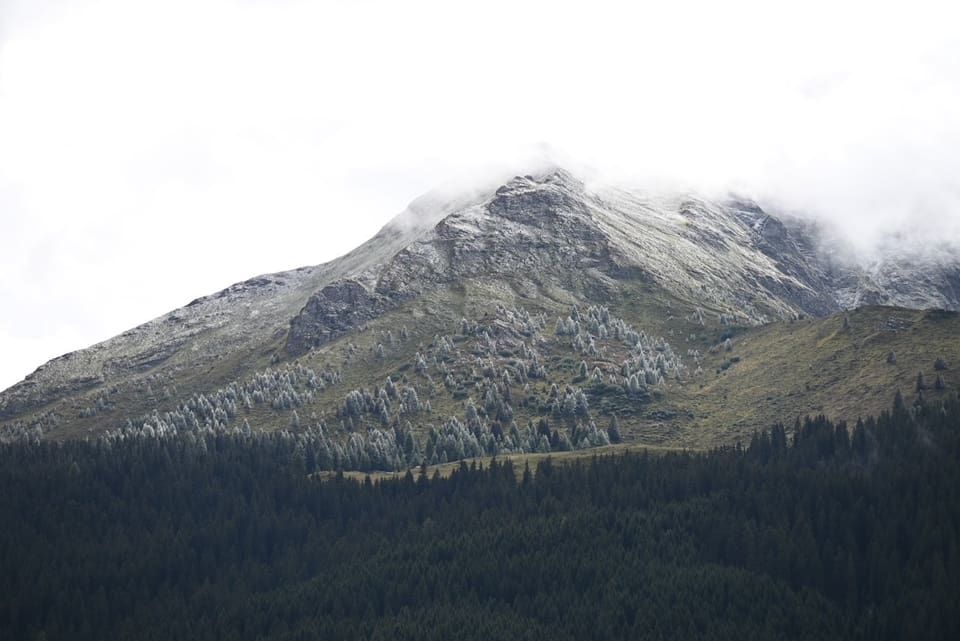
[
  {"xmin": 285, "ymin": 171, "xmax": 621, "ymax": 356},
  {"xmin": 286, "ymin": 281, "xmax": 399, "ymax": 355},
  {"xmin": 285, "ymin": 168, "xmax": 960, "ymax": 359},
  {"xmin": 725, "ymin": 202, "xmax": 839, "ymax": 317},
  {"xmin": 374, "ymin": 172, "xmax": 617, "ymax": 291},
  {"xmin": 3, "ymin": 165, "xmax": 960, "ymax": 435}
]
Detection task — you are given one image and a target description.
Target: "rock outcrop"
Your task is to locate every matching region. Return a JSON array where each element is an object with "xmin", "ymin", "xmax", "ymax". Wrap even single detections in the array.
[{"xmin": 3, "ymin": 165, "xmax": 959, "ymax": 435}]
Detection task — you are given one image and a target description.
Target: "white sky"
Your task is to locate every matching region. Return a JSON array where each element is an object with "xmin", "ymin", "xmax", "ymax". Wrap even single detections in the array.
[{"xmin": 1, "ymin": 0, "xmax": 959, "ymax": 392}]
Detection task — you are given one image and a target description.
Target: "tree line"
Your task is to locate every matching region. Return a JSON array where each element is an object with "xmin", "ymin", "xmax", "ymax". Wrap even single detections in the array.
[{"xmin": 1, "ymin": 394, "xmax": 958, "ymax": 640}]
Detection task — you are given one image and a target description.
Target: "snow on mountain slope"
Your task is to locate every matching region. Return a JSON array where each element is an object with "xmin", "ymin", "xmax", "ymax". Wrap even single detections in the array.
[
  {"xmin": 2, "ymin": 166, "xmax": 958, "ymax": 430},
  {"xmin": 288, "ymin": 168, "xmax": 958, "ymax": 356},
  {"xmin": 0, "ymin": 186, "xmax": 478, "ymax": 421}
]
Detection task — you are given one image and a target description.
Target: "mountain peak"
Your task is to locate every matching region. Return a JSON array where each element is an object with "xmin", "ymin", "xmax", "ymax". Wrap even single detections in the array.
[{"xmin": 3, "ymin": 169, "xmax": 959, "ymax": 446}]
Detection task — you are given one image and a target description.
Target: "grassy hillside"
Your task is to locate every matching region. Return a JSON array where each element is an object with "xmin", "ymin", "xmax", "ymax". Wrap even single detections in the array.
[
  {"xmin": 675, "ymin": 306, "xmax": 959, "ymax": 447},
  {"xmin": 4, "ymin": 274, "xmax": 958, "ymax": 470}
]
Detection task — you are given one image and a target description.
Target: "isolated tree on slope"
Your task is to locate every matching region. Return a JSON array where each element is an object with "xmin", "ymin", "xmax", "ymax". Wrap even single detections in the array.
[{"xmin": 608, "ymin": 414, "xmax": 622, "ymax": 444}]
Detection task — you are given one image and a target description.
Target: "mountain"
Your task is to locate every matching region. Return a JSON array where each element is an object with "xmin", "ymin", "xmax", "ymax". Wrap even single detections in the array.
[{"xmin": 2, "ymin": 167, "xmax": 958, "ymax": 456}]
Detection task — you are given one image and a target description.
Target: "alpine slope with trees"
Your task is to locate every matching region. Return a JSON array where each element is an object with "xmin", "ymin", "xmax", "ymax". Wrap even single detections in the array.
[
  {"xmin": 2, "ymin": 167, "xmax": 959, "ymax": 467},
  {"xmin": 2, "ymin": 166, "xmax": 959, "ymax": 639}
]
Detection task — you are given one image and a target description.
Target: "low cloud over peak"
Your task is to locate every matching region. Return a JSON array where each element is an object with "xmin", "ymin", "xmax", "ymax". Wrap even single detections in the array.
[{"xmin": 0, "ymin": 0, "xmax": 958, "ymax": 391}]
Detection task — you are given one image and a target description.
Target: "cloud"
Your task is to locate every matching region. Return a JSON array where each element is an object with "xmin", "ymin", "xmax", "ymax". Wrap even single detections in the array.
[{"xmin": 0, "ymin": 0, "xmax": 958, "ymax": 391}]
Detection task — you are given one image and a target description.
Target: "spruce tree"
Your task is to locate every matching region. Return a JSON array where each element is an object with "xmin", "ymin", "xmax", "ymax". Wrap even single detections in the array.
[{"xmin": 608, "ymin": 414, "xmax": 622, "ymax": 444}]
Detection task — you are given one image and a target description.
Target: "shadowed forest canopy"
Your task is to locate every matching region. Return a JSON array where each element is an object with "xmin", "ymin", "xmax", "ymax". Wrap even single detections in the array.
[{"xmin": 1, "ymin": 395, "xmax": 959, "ymax": 640}]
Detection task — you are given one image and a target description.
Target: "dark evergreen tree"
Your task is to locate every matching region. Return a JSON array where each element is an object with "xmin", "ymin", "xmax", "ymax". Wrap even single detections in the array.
[
  {"xmin": 608, "ymin": 414, "xmax": 622, "ymax": 444},
  {"xmin": 2, "ymin": 395, "xmax": 959, "ymax": 641},
  {"xmin": 894, "ymin": 387, "xmax": 906, "ymax": 411}
]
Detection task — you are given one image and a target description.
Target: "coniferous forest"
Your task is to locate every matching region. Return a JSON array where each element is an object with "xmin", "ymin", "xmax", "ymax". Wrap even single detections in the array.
[{"xmin": 2, "ymin": 396, "xmax": 959, "ymax": 640}]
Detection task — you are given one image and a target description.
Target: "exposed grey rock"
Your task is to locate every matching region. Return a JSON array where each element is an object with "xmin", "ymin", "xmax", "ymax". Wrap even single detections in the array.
[
  {"xmin": 3, "ymin": 165, "xmax": 959, "ymax": 429},
  {"xmin": 286, "ymin": 168, "xmax": 960, "ymax": 364},
  {"xmin": 286, "ymin": 281, "xmax": 399, "ymax": 355}
]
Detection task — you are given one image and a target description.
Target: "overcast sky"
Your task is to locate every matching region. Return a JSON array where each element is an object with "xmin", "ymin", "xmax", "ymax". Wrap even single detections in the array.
[{"xmin": 1, "ymin": 0, "xmax": 958, "ymax": 392}]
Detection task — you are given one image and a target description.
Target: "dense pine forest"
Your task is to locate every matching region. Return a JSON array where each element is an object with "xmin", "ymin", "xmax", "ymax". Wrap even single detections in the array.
[{"xmin": 2, "ymin": 395, "xmax": 959, "ymax": 640}]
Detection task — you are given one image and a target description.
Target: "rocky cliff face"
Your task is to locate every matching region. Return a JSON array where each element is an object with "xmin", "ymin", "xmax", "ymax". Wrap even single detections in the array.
[
  {"xmin": 285, "ymin": 168, "xmax": 959, "ymax": 357},
  {"xmin": 285, "ymin": 281, "xmax": 402, "ymax": 355},
  {"xmin": 2, "ymin": 166, "xmax": 958, "ymax": 437}
]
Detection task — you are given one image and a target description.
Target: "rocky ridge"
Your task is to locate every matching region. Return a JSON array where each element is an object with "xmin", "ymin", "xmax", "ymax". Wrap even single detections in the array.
[
  {"xmin": 286, "ymin": 169, "xmax": 960, "ymax": 356},
  {"xmin": 2, "ymin": 167, "xmax": 958, "ymax": 440}
]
